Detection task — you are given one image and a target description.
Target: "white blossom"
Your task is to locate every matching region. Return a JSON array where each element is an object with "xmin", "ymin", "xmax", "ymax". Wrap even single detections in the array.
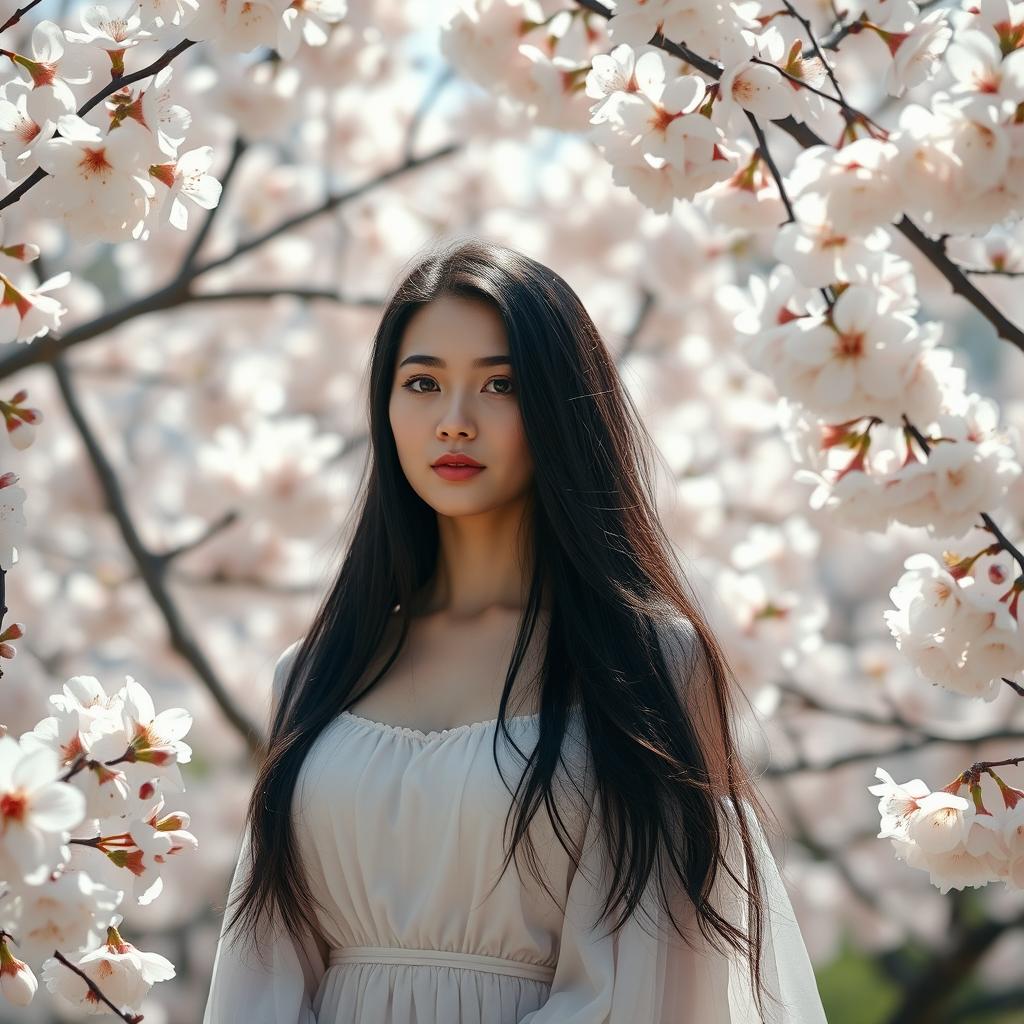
[
  {"xmin": 41, "ymin": 919, "xmax": 174, "ymax": 1015},
  {"xmin": 883, "ymin": 9, "xmax": 954, "ymax": 97},
  {"xmin": 0, "ymin": 736, "xmax": 86, "ymax": 886}
]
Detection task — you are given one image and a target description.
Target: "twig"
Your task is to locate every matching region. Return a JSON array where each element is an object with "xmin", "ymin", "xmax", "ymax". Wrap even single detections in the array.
[
  {"xmin": 963, "ymin": 267, "xmax": 1024, "ymax": 277},
  {"xmin": 196, "ymin": 141, "xmax": 461, "ymax": 277},
  {"xmin": 902, "ymin": 415, "xmax": 1024, "ymax": 579},
  {"xmin": 51, "ymin": 950, "xmax": 142, "ymax": 1023},
  {"xmin": 780, "ymin": 0, "xmax": 847, "ymax": 105},
  {"xmin": 186, "ymin": 287, "xmax": 383, "ymax": 306},
  {"xmin": 179, "ymin": 135, "xmax": 247, "ymax": 273},
  {"xmin": 0, "ymin": 39, "xmax": 198, "ymax": 215},
  {"xmin": 744, "ymin": 110, "xmax": 795, "ymax": 223},
  {"xmin": 615, "ymin": 286, "xmax": 655, "ymax": 364},
  {"xmin": 403, "ymin": 65, "xmax": 456, "ymax": 164},
  {"xmin": 0, "ymin": 0, "xmax": 46, "ymax": 34},
  {"xmin": 763, "ymin": 727, "xmax": 1024, "ymax": 776}
]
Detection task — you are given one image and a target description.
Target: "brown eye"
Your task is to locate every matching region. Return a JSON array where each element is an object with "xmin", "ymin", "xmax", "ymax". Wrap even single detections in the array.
[
  {"xmin": 485, "ymin": 377, "xmax": 515, "ymax": 395},
  {"xmin": 400, "ymin": 376, "xmax": 437, "ymax": 394}
]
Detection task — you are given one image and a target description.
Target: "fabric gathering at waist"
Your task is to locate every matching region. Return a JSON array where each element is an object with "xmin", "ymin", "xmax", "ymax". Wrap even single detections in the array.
[{"xmin": 327, "ymin": 945, "xmax": 555, "ymax": 984}]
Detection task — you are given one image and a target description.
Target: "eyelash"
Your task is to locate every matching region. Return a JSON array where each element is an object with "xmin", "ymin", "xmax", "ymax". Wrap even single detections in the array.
[{"xmin": 400, "ymin": 375, "xmax": 516, "ymax": 396}]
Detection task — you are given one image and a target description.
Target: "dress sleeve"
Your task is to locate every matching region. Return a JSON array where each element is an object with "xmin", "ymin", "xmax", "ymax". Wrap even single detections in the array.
[
  {"xmin": 203, "ymin": 640, "xmax": 329, "ymax": 1024},
  {"xmin": 518, "ymin": 794, "xmax": 828, "ymax": 1024}
]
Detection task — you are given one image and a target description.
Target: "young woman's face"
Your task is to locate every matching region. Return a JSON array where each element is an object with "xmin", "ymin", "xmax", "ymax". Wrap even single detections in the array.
[{"xmin": 389, "ymin": 294, "xmax": 534, "ymax": 517}]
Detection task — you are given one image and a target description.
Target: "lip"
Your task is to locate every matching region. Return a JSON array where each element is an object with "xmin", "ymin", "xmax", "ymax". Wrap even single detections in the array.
[
  {"xmin": 433, "ymin": 464, "xmax": 485, "ymax": 481},
  {"xmin": 431, "ymin": 453, "xmax": 484, "ymax": 468}
]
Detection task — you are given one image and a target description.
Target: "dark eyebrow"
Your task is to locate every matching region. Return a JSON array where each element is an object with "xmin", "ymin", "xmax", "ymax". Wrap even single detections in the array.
[{"xmin": 397, "ymin": 354, "xmax": 512, "ymax": 369}]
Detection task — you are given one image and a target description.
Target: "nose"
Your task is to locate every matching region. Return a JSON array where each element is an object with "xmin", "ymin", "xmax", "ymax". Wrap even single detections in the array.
[{"xmin": 436, "ymin": 391, "xmax": 476, "ymax": 440}]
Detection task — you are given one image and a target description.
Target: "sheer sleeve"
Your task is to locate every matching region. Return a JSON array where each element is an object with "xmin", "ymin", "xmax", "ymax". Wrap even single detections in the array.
[
  {"xmin": 203, "ymin": 640, "xmax": 329, "ymax": 1024},
  {"xmin": 518, "ymin": 793, "xmax": 827, "ymax": 1023},
  {"xmin": 519, "ymin": 615, "xmax": 827, "ymax": 1023}
]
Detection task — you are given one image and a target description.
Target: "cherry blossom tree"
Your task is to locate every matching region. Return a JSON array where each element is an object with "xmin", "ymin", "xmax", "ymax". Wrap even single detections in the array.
[{"xmin": 1, "ymin": 0, "xmax": 1023, "ymax": 1020}]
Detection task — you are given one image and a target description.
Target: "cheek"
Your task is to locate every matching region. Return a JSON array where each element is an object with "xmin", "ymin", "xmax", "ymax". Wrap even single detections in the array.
[
  {"xmin": 497, "ymin": 410, "xmax": 532, "ymax": 469},
  {"xmin": 389, "ymin": 397, "xmax": 417, "ymax": 446}
]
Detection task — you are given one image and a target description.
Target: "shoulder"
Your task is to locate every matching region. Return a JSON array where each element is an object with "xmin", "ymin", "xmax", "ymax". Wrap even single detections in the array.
[
  {"xmin": 653, "ymin": 613, "xmax": 705, "ymax": 683},
  {"xmin": 270, "ymin": 637, "xmax": 304, "ymax": 715}
]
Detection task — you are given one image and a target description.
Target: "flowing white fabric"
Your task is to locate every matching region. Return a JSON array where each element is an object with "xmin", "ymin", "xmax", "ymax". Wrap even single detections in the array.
[{"xmin": 203, "ymin": 640, "xmax": 828, "ymax": 1023}]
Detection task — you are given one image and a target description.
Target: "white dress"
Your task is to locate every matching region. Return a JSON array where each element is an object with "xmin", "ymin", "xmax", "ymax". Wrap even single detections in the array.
[{"xmin": 203, "ymin": 642, "xmax": 828, "ymax": 1023}]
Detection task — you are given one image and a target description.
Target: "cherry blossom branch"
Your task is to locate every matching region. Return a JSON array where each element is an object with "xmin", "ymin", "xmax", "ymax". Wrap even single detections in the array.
[
  {"xmin": 961, "ymin": 267, "xmax": 1024, "ymax": 277},
  {"xmin": 615, "ymin": 286, "xmax": 655, "ymax": 363},
  {"xmin": 0, "ymin": 0, "xmax": 46, "ymax": 34},
  {"xmin": 779, "ymin": 0, "xmax": 848, "ymax": 105},
  {"xmin": 892, "ymin": 218, "xmax": 1024, "ymax": 355},
  {"xmin": 50, "ymin": 352, "xmax": 265, "ymax": 753},
  {"xmin": 179, "ymin": 135, "xmax": 247, "ymax": 273},
  {"xmin": 902, "ymin": 414, "xmax": 1024, "ymax": 580},
  {"xmin": 818, "ymin": 13, "xmax": 867, "ymax": 53},
  {"xmin": 0, "ymin": 38, "xmax": 197, "ymax": 214},
  {"xmin": 764, "ymin": 726, "xmax": 1024, "ymax": 776},
  {"xmin": 51, "ymin": 950, "xmax": 142, "ymax": 1023},
  {"xmin": 572, "ymin": 0, "xmax": 1024, "ymax": 355},
  {"xmin": 0, "ymin": 141, "xmax": 460, "ymax": 381},
  {"xmin": 195, "ymin": 139, "xmax": 461, "ymax": 276},
  {"xmin": 776, "ymin": 681, "xmax": 917, "ymax": 730},
  {"xmin": 186, "ymin": 287, "xmax": 384, "ymax": 306},
  {"xmin": 403, "ymin": 64, "xmax": 456, "ymax": 164},
  {"xmin": 744, "ymin": 111, "xmax": 837, "ymax": 308},
  {"xmin": 744, "ymin": 111, "xmax": 796, "ymax": 223}
]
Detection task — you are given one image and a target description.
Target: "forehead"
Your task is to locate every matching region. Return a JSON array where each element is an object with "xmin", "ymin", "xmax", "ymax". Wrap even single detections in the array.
[{"xmin": 399, "ymin": 295, "xmax": 509, "ymax": 358}]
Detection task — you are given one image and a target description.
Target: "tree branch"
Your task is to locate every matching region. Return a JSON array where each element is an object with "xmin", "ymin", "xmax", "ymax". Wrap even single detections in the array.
[
  {"xmin": 0, "ymin": 0, "xmax": 46, "ymax": 34},
  {"xmin": 50, "ymin": 353, "xmax": 265, "ymax": 754},
  {"xmin": 572, "ymin": 0, "xmax": 1024, "ymax": 354},
  {"xmin": 0, "ymin": 39, "xmax": 198, "ymax": 215},
  {"xmin": 0, "ymin": 141, "xmax": 461, "ymax": 381}
]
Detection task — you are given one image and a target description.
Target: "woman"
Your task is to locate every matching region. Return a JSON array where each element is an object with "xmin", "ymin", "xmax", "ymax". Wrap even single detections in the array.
[{"xmin": 202, "ymin": 237, "xmax": 828, "ymax": 1023}]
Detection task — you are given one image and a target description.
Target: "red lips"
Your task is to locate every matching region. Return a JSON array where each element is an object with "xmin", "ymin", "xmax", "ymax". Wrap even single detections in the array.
[{"xmin": 431, "ymin": 452, "xmax": 484, "ymax": 468}]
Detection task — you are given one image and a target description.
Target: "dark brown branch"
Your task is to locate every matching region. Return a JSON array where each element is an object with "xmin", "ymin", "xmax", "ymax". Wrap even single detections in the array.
[
  {"xmin": 0, "ymin": 0, "xmax": 46, "ymax": 34},
  {"xmin": 902, "ymin": 415, "xmax": 1024, "ymax": 579},
  {"xmin": 196, "ymin": 140, "xmax": 461, "ymax": 277},
  {"xmin": 0, "ymin": 142, "xmax": 461, "ymax": 382},
  {"xmin": 763, "ymin": 727, "xmax": 1024, "ymax": 776},
  {"xmin": 744, "ymin": 110, "xmax": 795, "ymax": 223},
  {"xmin": 179, "ymin": 135, "xmax": 247, "ymax": 273},
  {"xmin": 780, "ymin": 0, "xmax": 848, "ymax": 105},
  {"xmin": 0, "ymin": 39, "xmax": 198, "ymax": 215},
  {"xmin": 893, "ymin": 218, "xmax": 1024, "ymax": 354},
  {"xmin": 154, "ymin": 510, "xmax": 240, "ymax": 566},
  {"xmin": 403, "ymin": 65, "xmax": 456, "ymax": 164},
  {"xmin": 572, "ymin": 0, "xmax": 1024, "ymax": 354},
  {"xmin": 51, "ymin": 950, "xmax": 142, "ymax": 1023},
  {"xmin": 50, "ymin": 353, "xmax": 264, "ymax": 754},
  {"xmin": 186, "ymin": 287, "xmax": 383, "ymax": 306},
  {"xmin": 884, "ymin": 906, "xmax": 1024, "ymax": 1024}
]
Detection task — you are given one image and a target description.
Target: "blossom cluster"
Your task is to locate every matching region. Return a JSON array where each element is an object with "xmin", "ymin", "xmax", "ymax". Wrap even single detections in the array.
[
  {"xmin": 0, "ymin": 670, "xmax": 194, "ymax": 1012},
  {"xmin": 869, "ymin": 767, "xmax": 1024, "ymax": 894},
  {"xmin": 0, "ymin": 0, "xmax": 349, "ymax": 1015},
  {"xmin": 439, "ymin": 0, "xmax": 1024, "ymax": 898}
]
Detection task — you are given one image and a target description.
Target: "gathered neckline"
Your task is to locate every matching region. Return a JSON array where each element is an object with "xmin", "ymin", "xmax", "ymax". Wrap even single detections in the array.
[{"xmin": 339, "ymin": 709, "xmax": 541, "ymax": 742}]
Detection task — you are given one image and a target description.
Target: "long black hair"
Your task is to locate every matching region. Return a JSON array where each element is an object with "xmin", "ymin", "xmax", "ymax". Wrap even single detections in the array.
[{"xmin": 221, "ymin": 236, "xmax": 782, "ymax": 1018}]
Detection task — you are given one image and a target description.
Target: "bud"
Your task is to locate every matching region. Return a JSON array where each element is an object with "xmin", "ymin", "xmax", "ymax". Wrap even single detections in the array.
[{"xmin": 0, "ymin": 938, "xmax": 38, "ymax": 1007}]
